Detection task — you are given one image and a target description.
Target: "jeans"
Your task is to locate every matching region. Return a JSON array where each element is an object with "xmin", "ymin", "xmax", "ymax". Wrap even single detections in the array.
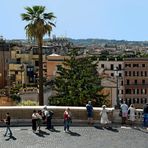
[
  {"xmin": 64, "ymin": 120, "xmax": 70, "ymax": 131},
  {"xmin": 47, "ymin": 117, "xmax": 52, "ymax": 129},
  {"xmin": 4, "ymin": 124, "xmax": 12, "ymax": 136},
  {"xmin": 143, "ymin": 113, "xmax": 148, "ymax": 127}
]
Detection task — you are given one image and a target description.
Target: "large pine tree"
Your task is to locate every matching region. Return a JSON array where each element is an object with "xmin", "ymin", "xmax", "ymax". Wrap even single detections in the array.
[{"xmin": 49, "ymin": 48, "xmax": 107, "ymax": 106}]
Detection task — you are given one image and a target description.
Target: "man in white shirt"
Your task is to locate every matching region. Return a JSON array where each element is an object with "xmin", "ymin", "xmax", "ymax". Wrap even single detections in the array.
[{"xmin": 120, "ymin": 101, "xmax": 128, "ymax": 125}]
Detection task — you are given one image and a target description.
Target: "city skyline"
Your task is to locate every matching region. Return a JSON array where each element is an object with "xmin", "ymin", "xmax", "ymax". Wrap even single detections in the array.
[{"xmin": 1, "ymin": 0, "xmax": 148, "ymax": 41}]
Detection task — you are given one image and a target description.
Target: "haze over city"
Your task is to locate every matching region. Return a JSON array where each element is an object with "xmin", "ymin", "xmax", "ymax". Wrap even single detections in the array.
[{"xmin": 0, "ymin": 0, "xmax": 148, "ymax": 41}]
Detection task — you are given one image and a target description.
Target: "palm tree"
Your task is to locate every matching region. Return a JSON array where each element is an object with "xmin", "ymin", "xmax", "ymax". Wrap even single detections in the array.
[{"xmin": 21, "ymin": 6, "xmax": 56, "ymax": 105}]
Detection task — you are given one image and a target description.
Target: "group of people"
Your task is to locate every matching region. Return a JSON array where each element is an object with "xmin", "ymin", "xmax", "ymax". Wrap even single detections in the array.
[
  {"xmin": 86, "ymin": 100, "xmax": 148, "ymax": 128},
  {"xmin": 86, "ymin": 101, "xmax": 111, "ymax": 128},
  {"xmin": 1, "ymin": 101, "xmax": 148, "ymax": 137},
  {"xmin": 120, "ymin": 101, "xmax": 136, "ymax": 126},
  {"xmin": 31, "ymin": 106, "xmax": 54, "ymax": 133}
]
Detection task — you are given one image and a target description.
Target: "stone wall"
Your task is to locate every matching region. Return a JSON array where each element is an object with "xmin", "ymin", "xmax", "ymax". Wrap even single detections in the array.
[{"xmin": 0, "ymin": 106, "xmax": 143, "ymax": 126}]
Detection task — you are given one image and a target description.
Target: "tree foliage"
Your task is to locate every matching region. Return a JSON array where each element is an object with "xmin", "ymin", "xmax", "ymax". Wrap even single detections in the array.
[
  {"xmin": 49, "ymin": 48, "xmax": 108, "ymax": 106},
  {"xmin": 21, "ymin": 6, "xmax": 55, "ymax": 105}
]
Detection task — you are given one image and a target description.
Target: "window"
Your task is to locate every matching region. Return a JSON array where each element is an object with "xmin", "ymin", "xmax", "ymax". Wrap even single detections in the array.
[
  {"xmin": 137, "ymin": 98, "xmax": 139, "ymax": 104},
  {"xmin": 134, "ymin": 80, "xmax": 137, "ymax": 85},
  {"xmin": 125, "ymin": 71, "xmax": 127, "ymax": 76},
  {"xmin": 137, "ymin": 71, "xmax": 139, "ymax": 76},
  {"xmin": 16, "ymin": 58, "xmax": 21, "ymax": 64},
  {"xmin": 142, "ymin": 64, "xmax": 145, "ymax": 67},
  {"xmin": 141, "ymin": 98, "xmax": 143, "ymax": 104},
  {"xmin": 133, "ymin": 71, "xmax": 135, "ymax": 76},
  {"xmin": 126, "ymin": 79, "xmax": 130, "ymax": 85},
  {"xmin": 119, "ymin": 73, "xmax": 122, "ymax": 77},
  {"xmin": 35, "ymin": 61, "xmax": 39, "ymax": 66},
  {"xmin": 111, "ymin": 64, "xmax": 114, "ymax": 70},
  {"xmin": 111, "ymin": 73, "xmax": 114, "ymax": 77},
  {"xmin": 141, "ymin": 71, "xmax": 143, "ymax": 76},
  {"xmin": 118, "ymin": 64, "xmax": 122, "ymax": 70},
  {"xmin": 144, "ymin": 98, "xmax": 147, "ymax": 104},
  {"xmin": 142, "ymin": 80, "xmax": 145, "ymax": 84},
  {"xmin": 101, "ymin": 64, "xmax": 104, "ymax": 68},
  {"xmin": 125, "ymin": 89, "xmax": 131, "ymax": 94},
  {"xmin": 133, "ymin": 64, "xmax": 139, "ymax": 67},
  {"xmin": 15, "ymin": 71, "xmax": 18, "ymax": 74},
  {"xmin": 125, "ymin": 64, "xmax": 131, "ymax": 67},
  {"xmin": 133, "ymin": 98, "xmax": 135, "ymax": 104},
  {"xmin": 129, "ymin": 71, "xmax": 131, "ymax": 76},
  {"xmin": 133, "ymin": 89, "xmax": 135, "ymax": 94},
  {"xmin": 145, "ymin": 71, "xmax": 147, "ymax": 77}
]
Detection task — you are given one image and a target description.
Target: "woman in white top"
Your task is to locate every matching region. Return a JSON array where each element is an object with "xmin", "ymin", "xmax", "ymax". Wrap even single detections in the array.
[
  {"xmin": 32, "ymin": 110, "xmax": 37, "ymax": 132},
  {"xmin": 128, "ymin": 104, "xmax": 136, "ymax": 126},
  {"xmin": 100, "ymin": 105, "xmax": 110, "ymax": 127}
]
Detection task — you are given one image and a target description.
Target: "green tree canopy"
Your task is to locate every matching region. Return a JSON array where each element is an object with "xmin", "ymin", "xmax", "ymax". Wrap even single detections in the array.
[{"xmin": 49, "ymin": 48, "xmax": 108, "ymax": 106}]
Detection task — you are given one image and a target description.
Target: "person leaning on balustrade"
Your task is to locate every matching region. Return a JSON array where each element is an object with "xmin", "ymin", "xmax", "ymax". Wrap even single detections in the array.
[{"xmin": 143, "ymin": 103, "xmax": 148, "ymax": 128}]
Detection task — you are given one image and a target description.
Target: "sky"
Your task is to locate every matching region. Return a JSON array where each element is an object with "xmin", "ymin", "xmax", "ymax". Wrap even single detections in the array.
[{"xmin": 1, "ymin": 0, "xmax": 148, "ymax": 41}]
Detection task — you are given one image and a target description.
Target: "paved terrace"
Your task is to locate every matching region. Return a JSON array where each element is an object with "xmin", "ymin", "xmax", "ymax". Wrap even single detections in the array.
[{"xmin": 0, "ymin": 125, "xmax": 147, "ymax": 148}]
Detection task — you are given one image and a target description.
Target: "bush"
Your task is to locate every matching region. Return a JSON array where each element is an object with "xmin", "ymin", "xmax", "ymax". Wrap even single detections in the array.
[{"xmin": 17, "ymin": 100, "xmax": 39, "ymax": 106}]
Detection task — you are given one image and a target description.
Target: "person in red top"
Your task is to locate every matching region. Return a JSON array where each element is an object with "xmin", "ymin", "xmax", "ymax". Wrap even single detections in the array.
[{"xmin": 64, "ymin": 108, "xmax": 72, "ymax": 132}]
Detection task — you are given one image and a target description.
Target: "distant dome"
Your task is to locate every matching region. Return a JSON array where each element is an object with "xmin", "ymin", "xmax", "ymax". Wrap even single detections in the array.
[{"xmin": 49, "ymin": 53, "xmax": 60, "ymax": 56}]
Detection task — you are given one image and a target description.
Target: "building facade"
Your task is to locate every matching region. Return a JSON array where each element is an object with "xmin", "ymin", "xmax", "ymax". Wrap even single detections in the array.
[{"xmin": 124, "ymin": 58, "xmax": 148, "ymax": 108}]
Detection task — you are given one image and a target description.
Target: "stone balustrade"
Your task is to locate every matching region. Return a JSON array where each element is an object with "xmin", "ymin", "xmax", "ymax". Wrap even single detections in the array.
[{"xmin": 0, "ymin": 106, "xmax": 144, "ymax": 126}]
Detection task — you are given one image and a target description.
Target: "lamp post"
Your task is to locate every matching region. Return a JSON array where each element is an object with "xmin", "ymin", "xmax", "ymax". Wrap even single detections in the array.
[
  {"xmin": 114, "ymin": 66, "xmax": 120, "ymax": 108},
  {"xmin": 20, "ymin": 64, "xmax": 24, "ymax": 88}
]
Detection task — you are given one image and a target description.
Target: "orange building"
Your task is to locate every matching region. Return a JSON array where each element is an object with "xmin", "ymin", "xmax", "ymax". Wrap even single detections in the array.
[{"xmin": 46, "ymin": 54, "xmax": 69, "ymax": 80}]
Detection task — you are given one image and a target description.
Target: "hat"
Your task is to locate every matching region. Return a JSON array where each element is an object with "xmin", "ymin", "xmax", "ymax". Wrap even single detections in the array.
[{"xmin": 102, "ymin": 105, "xmax": 106, "ymax": 108}]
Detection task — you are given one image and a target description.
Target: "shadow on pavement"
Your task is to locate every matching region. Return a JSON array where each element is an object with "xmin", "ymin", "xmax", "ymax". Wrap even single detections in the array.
[
  {"xmin": 5, "ymin": 135, "xmax": 17, "ymax": 141},
  {"xmin": 105, "ymin": 126, "xmax": 119, "ymax": 132},
  {"xmin": 48, "ymin": 127, "xmax": 61, "ymax": 133},
  {"xmin": 67, "ymin": 130, "xmax": 81, "ymax": 136},
  {"xmin": 94, "ymin": 125, "xmax": 104, "ymax": 130},
  {"xmin": 132, "ymin": 127, "xmax": 148, "ymax": 134},
  {"xmin": 35, "ymin": 130, "xmax": 50, "ymax": 137}
]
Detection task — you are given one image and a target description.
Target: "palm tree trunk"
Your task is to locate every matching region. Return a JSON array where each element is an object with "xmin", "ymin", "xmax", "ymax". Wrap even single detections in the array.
[{"xmin": 38, "ymin": 38, "xmax": 44, "ymax": 105}]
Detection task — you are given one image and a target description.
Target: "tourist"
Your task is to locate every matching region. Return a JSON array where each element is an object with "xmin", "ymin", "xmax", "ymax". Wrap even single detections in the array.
[
  {"xmin": 3, "ymin": 112, "xmax": 13, "ymax": 137},
  {"xmin": 143, "ymin": 103, "xmax": 148, "ymax": 128},
  {"xmin": 100, "ymin": 105, "xmax": 110, "ymax": 128},
  {"xmin": 64, "ymin": 108, "xmax": 72, "ymax": 132},
  {"xmin": 32, "ymin": 110, "xmax": 37, "ymax": 133},
  {"xmin": 43, "ymin": 106, "xmax": 54, "ymax": 130},
  {"xmin": 128, "ymin": 104, "xmax": 136, "ymax": 126},
  {"xmin": 86, "ymin": 101, "xmax": 93, "ymax": 125},
  {"xmin": 36, "ymin": 110, "xmax": 42, "ymax": 131},
  {"xmin": 120, "ymin": 101, "xmax": 128, "ymax": 125}
]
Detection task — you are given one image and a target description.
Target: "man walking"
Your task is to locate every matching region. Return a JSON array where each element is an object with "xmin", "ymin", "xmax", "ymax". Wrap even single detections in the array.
[{"xmin": 3, "ymin": 112, "xmax": 13, "ymax": 137}]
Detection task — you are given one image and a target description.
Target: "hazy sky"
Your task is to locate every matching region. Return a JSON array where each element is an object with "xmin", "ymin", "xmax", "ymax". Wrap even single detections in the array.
[{"xmin": 1, "ymin": 0, "xmax": 148, "ymax": 41}]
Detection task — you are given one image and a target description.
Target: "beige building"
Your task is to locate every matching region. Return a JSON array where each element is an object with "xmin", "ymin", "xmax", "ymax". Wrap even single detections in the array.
[
  {"xmin": 0, "ymin": 39, "xmax": 10, "ymax": 89},
  {"xmin": 97, "ymin": 60, "xmax": 124, "ymax": 106}
]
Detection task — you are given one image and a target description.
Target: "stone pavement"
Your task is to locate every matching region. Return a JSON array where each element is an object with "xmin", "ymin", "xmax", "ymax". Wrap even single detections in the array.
[{"xmin": 0, "ymin": 125, "xmax": 148, "ymax": 148}]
